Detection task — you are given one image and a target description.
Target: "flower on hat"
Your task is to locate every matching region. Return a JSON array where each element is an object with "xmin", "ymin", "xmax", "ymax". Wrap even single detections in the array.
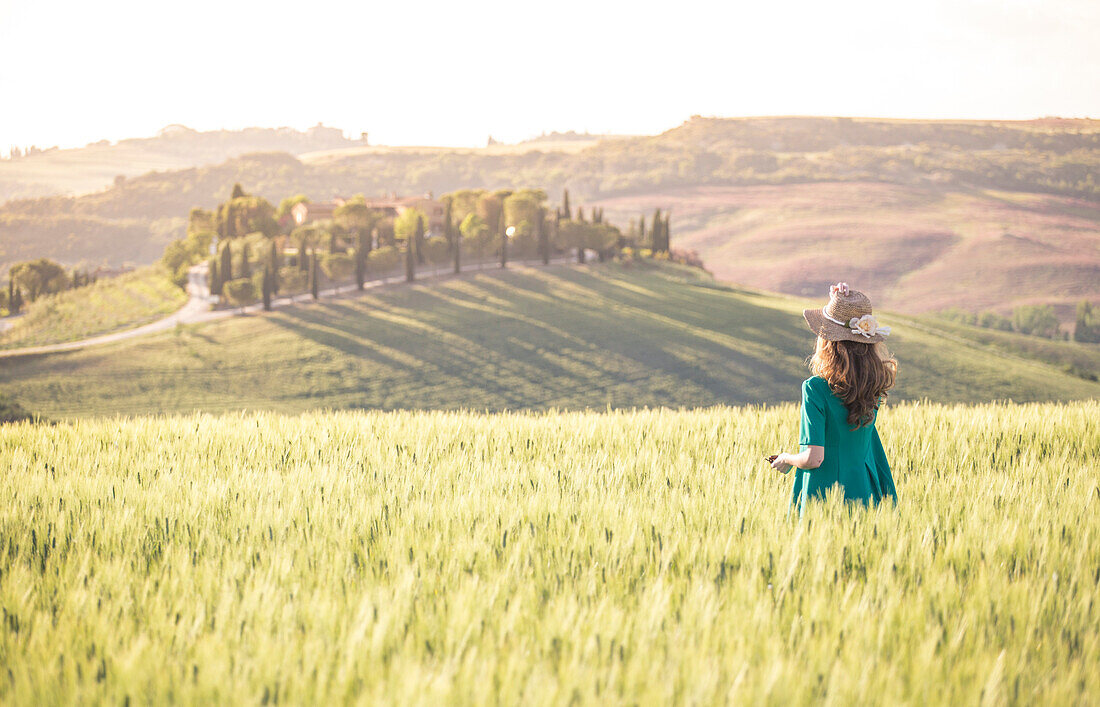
[
  {"xmin": 848, "ymin": 314, "xmax": 891, "ymax": 338},
  {"xmin": 830, "ymin": 282, "xmax": 850, "ymax": 298}
]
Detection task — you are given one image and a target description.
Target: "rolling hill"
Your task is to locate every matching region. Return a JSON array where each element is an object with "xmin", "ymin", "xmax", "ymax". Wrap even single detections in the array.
[
  {"xmin": 3, "ymin": 262, "xmax": 1096, "ymax": 420},
  {"xmin": 594, "ymin": 182, "xmax": 1100, "ymax": 322},
  {"xmin": 2, "ymin": 116, "xmax": 1097, "ymax": 321}
]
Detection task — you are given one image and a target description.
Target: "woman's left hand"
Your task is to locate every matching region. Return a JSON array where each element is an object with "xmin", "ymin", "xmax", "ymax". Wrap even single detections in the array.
[{"xmin": 770, "ymin": 453, "xmax": 793, "ymax": 474}]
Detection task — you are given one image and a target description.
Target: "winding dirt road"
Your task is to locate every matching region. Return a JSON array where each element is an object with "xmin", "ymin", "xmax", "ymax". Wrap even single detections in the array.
[{"xmin": 0, "ymin": 256, "xmax": 578, "ymax": 359}]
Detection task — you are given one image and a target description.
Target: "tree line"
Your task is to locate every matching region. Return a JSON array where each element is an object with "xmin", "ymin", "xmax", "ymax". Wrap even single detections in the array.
[
  {"xmin": 938, "ymin": 302, "xmax": 1100, "ymax": 343},
  {"xmin": 1, "ymin": 259, "xmax": 102, "ymax": 316},
  {"xmin": 160, "ymin": 184, "xmax": 676, "ymax": 311}
]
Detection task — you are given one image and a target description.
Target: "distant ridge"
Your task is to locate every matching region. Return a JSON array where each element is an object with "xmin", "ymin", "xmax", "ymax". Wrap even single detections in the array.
[{"xmin": 0, "ymin": 123, "xmax": 359, "ymax": 202}]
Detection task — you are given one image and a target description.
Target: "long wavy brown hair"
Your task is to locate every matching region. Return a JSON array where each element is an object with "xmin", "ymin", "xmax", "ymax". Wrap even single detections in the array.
[{"xmin": 809, "ymin": 337, "xmax": 897, "ymax": 429}]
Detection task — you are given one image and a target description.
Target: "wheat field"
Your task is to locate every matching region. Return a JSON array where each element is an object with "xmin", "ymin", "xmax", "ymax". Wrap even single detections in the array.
[{"xmin": 2, "ymin": 402, "xmax": 1097, "ymax": 704}]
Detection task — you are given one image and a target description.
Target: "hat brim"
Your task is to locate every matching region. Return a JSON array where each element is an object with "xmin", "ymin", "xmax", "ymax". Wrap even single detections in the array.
[{"xmin": 803, "ymin": 308, "xmax": 886, "ymax": 344}]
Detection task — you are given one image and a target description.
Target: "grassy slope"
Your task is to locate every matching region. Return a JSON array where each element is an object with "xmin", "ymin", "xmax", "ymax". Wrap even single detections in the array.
[
  {"xmin": 5, "ymin": 117, "xmax": 1098, "ymax": 280},
  {"xmin": 1, "ymin": 263, "xmax": 1096, "ymax": 419},
  {"xmin": 0, "ymin": 265, "xmax": 186, "ymax": 349},
  {"xmin": 596, "ymin": 183, "xmax": 1100, "ymax": 322},
  {"xmin": 2, "ymin": 403, "xmax": 1097, "ymax": 702}
]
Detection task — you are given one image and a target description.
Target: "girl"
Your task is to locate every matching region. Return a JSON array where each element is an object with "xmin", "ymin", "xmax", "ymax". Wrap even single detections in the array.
[{"xmin": 770, "ymin": 282, "xmax": 898, "ymax": 516}]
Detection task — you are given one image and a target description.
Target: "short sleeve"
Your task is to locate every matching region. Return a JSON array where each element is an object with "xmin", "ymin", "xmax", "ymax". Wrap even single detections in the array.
[{"xmin": 799, "ymin": 378, "xmax": 826, "ymax": 447}]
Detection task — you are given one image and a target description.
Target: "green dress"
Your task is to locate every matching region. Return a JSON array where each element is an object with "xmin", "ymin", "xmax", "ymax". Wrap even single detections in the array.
[{"xmin": 790, "ymin": 375, "xmax": 897, "ymax": 517}]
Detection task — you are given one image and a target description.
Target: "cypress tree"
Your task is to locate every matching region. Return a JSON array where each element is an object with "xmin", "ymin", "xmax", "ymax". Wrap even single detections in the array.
[
  {"xmin": 405, "ymin": 235, "xmax": 415, "ymax": 282},
  {"xmin": 651, "ymin": 209, "xmax": 663, "ymax": 252},
  {"xmin": 453, "ymin": 226, "xmax": 462, "ymax": 274},
  {"xmin": 538, "ymin": 208, "xmax": 550, "ymax": 265},
  {"xmin": 11, "ymin": 287, "xmax": 23, "ymax": 314},
  {"xmin": 328, "ymin": 232, "xmax": 338, "ymax": 254},
  {"xmin": 1075, "ymin": 301, "xmax": 1099, "ymax": 343},
  {"xmin": 239, "ymin": 243, "xmax": 251, "ymax": 279},
  {"xmin": 553, "ymin": 210, "xmax": 562, "ymax": 261},
  {"xmin": 268, "ymin": 241, "xmax": 279, "ymax": 294},
  {"xmin": 231, "ymin": 183, "xmax": 246, "ymax": 199},
  {"xmin": 262, "ymin": 267, "xmax": 273, "ymax": 311},
  {"xmin": 219, "ymin": 243, "xmax": 233, "ymax": 289},
  {"xmin": 664, "ymin": 214, "xmax": 671, "ymax": 252},
  {"xmin": 562, "ymin": 189, "xmax": 571, "ymax": 220},
  {"xmin": 639, "ymin": 215, "xmax": 646, "ymax": 248},
  {"xmin": 355, "ymin": 232, "xmax": 367, "ymax": 290},
  {"xmin": 414, "ymin": 214, "xmax": 426, "ymax": 265},
  {"xmin": 500, "ymin": 215, "xmax": 508, "ymax": 269},
  {"xmin": 576, "ymin": 206, "xmax": 585, "ymax": 223},
  {"xmin": 208, "ymin": 259, "xmax": 219, "ymax": 297},
  {"xmin": 443, "ymin": 200, "xmax": 455, "ymax": 252},
  {"xmin": 6, "ymin": 279, "xmax": 13, "ymax": 313},
  {"xmin": 310, "ymin": 250, "xmax": 319, "ymax": 299}
]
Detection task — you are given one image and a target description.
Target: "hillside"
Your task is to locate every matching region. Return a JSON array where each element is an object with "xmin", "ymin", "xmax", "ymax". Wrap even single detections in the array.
[
  {"xmin": 3, "ymin": 263, "xmax": 1097, "ymax": 419},
  {"xmin": 594, "ymin": 182, "xmax": 1100, "ymax": 322},
  {"xmin": 2, "ymin": 116, "xmax": 1097, "ymax": 317},
  {"xmin": 0, "ymin": 265, "xmax": 186, "ymax": 350},
  {"xmin": 0, "ymin": 123, "xmax": 358, "ymax": 202},
  {"xmin": 3, "ymin": 403, "xmax": 1098, "ymax": 702}
]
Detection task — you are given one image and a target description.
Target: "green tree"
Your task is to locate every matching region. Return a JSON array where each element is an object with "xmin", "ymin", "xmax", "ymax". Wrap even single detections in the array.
[
  {"xmin": 503, "ymin": 192, "xmax": 542, "ymax": 235},
  {"xmin": 422, "ymin": 236, "xmax": 450, "ymax": 274},
  {"xmin": 238, "ymin": 241, "xmax": 252, "ymax": 280},
  {"xmin": 10, "ymin": 258, "xmax": 69, "ymax": 301},
  {"xmin": 441, "ymin": 189, "xmax": 484, "ymax": 226},
  {"xmin": 230, "ymin": 183, "xmax": 247, "ymax": 199},
  {"xmin": 10, "ymin": 286, "xmax": 23, "ymax": 315},
  {"xmin": 367, "ymin": 246, "xmax": 400, "ymax": 276},
  {"xmin": 650, "ymin": 209, "xmax": 664, "ymax": 251},
  {"xmin": 404, "ymin": 235, "xmax": 415, "ymax": 281},
  {"xmin": 395, "ymin": 208, "xmax": 426, "ymax": 278},
  {"xmin": 460, "ymin": 213, "xmax": 489, "ymax": 263},
  {"xmin": 216, "ymin": 194, "xmax": 278, "ymax": 239},
  {"xmin": 223, "ymin": 278, "xmax": 256, "ymax": 311},
  {"xmin": 442, "ymin": 198, "xmax": 455, "ymax": 251},
  {"xmin": 309, "ymin": 250, "xmax": 320, "ymax": 300},
  {"xmin": 355, "ymin": 231, "xmax": 369, "ymax": 290},
  {"xmin": 334, "ymin": 197, "xmax": 378, "ymax": 252},
  {"xmin": 218, "ymin": 243, "xmax": 233, "ymax": 295},
  {"xmin": 261, "ymin": 267, "xmax": 273, "ymax": 311},
  {"xmin": 1013, "ymin": 304, "xmax": 1060, "ymax": 338},
  {"xmin": 1074, "ymin": 301, "xmax": 1100, "ymax": 343},
  {"xmin": 538, "ymin": 207, "xmax": 550, "ymax": 265},
  {"xmin": 208, "ymin": 258, "xmax": 220, "ymax": 297},
  {"xmin": 415, "ymin": 213, "xmax": 426, "ymax": 265},
  {"xmin": 453, "ymin": 225, "xmax": 462, "ymax": 274},
  {"xmin": 268, "ymin": 241, "xmax": 280, "ymax": 294},
  {"xmin": 321, "ymin": 253, "xmax": 354, "ymax": 293},
  {"xmin": 562, "ymin": 188, "xmax": 571, "ymax": 220},
  {"xmin": 375, "ymin": 219, "xmax": 396, "ymax": 248},
  {"xmin": 162, "ymin": 228, "xmax": 215, "ymax": 289},
  {"xmin": 476, "ymin": 193, "xmax": 504, "ymax": 238},
  {"xmin": 292, "ymin": 225, "xmax": 322, "ymax": 272}
]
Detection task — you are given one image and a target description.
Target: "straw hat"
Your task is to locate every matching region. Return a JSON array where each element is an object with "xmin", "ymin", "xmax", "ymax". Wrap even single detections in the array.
[{"xmin": 803, "ymin": 282, "xmax": 892, "ymax": 344}]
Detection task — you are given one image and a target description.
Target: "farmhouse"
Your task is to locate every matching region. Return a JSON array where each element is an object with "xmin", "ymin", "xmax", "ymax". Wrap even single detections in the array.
[{"xmin": 292, "ymin": 194, "xmax": 446, "ymax": 233}]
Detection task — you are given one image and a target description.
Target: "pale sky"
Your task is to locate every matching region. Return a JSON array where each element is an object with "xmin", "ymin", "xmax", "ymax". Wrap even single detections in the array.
[{"xmin": 1, "ymin": 0, "xmax": 1097, "ymax": 151}]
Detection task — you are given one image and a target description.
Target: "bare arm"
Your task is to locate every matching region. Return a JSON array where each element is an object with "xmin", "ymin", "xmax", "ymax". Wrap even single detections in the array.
[{"xmin": 771, "ymin": 446, "xmax": 824, "ymax": 473}]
